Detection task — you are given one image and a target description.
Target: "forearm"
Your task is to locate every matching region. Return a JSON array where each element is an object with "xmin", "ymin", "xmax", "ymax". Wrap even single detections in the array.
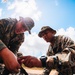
[
  {"xmin": 0, "ymin": 47, "xmax": 20, "ymax": 73},
  {"xmin": 0, "ymin": 48, "xmax": 11, "ymax": 58}
]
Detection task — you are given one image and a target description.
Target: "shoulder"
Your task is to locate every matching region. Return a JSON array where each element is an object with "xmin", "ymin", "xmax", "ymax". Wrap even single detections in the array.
[
  {"xmin": 5, "ymin": 18, "xmax": 17, "ymax": 24},
  {"xmin": 56, "ymin": 35, "xmax": 74, "ymax": 44},
  {"xmin": 0, "ymin": 18, "xmax": 9, "ymax": 25},
  {"xmin": 0, "ymin": 18, "xmax": 17, "ymax": 27},
  {"xmin": 56, "ymin": 35, "xmax": 71, "ymax": 40},
  {"xmin": 0, "ymin": 18, "xmax": 17, "ymax": 23}
]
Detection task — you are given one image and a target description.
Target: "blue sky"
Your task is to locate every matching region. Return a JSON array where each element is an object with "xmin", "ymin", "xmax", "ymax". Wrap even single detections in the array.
[
  {"xmin": 0, "ymin": 0, "xmax": 75, "ymax": 57},
  {"xmin": 0, "ymin": 0, "xmax": 75, "ymax": 32},
  {"xmin": 35, "ymin": 0, "xmax": 75, "ymax": 31}
]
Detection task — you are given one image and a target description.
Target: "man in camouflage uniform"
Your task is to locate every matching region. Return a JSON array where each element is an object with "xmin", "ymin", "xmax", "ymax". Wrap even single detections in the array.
[
  {"xmin": 21, "ymin": 26, "xmax": 75, "ymax": 75},
  {"xmin": 0, "ymin": 17, "xmax": 34, "ymax": 74}
]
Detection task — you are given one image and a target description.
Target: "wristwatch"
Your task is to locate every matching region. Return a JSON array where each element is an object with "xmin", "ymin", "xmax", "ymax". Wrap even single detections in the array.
[{"xmin": 40, "ymin": 56, "xmax": 47, "ymax": 67}]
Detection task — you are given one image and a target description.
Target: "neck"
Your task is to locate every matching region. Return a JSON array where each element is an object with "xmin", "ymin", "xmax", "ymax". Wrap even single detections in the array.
[{"xmin": 50, "ymin": 36, "xmax": 55, "ymax": 46}]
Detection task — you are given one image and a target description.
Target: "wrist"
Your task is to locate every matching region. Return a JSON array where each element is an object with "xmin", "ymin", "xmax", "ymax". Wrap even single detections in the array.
[
  {"xmin": 37, "ymin": 58, "xmax": 42, "ymax": 67},
  {"xmin": 40, "ymin": 56, "xmax": 47, "ymax": 67},
  {"xmin": 53, "ymin": 56, "xmax": 59, "ymax": 64}
]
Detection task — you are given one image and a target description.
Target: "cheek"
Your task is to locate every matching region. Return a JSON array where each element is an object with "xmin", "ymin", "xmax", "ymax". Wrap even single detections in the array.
[
  {"xmin": 16, "ymin": 24, "xmax": 22, "ymax": 29},
  {"xmin": 43, "ymin": 36, "xmax": 49, "ymax": 42},
  {"xmin": 48, "ymin": 33, "xmax": 53, "ymax": 38},
  {"xmin": 46, "ymin": 34, "xmax": 53, "ymax": 40},
  {"xmin": 18, "ymin": 25, "xmax": 22, "ymax": 29}
]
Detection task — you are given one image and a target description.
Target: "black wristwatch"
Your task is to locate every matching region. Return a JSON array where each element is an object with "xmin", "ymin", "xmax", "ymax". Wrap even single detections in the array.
[{"xmin": 40, "ymin": 56, "xmax": 47, "ymax": 67}]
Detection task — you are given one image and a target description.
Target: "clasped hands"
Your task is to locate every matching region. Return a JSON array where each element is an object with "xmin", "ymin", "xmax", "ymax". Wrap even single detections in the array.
[{"xmin": 18, "ymin": 56, "xmax": 42, "ymax": 68}]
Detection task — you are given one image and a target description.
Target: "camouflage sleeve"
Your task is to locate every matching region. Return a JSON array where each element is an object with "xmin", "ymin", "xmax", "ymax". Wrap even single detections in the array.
[
  {"xmin": 0, "ymin": 19, "xmax": 7, "ymax": 51},
  {"xmin": 0, "ymin": 40, "xmax": 7, "ymax": 51},
  {"xmin": 61, "ymin": 36, "xmax": 75, "ymax": 53}
]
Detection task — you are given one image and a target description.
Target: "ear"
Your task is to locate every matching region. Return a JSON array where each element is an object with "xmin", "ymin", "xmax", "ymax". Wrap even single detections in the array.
[
  {"xmin": 51, "ymin": 31, "xmax": 56, "ymax": 35},
  {"xmin": 51, "ymin": 31, "xmax": 55, "ymax": 36}
]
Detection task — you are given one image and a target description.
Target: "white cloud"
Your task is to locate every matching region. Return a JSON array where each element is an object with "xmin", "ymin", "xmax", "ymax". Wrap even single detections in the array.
[
  {"xmin": 0, "ymin": 8, "xmax": 2, "ymax": 17},
  {"xmin": 19, "ymin": 27, "xmax": 75, "ymax": 57},
  {"xmin": 19, "ymin": 32, "xmax": 49, "ymax": 57},
  {"xmin": 56, "ymin": 27, "xmax": 75, "ymax": 41},
  {"xmin": 7, "ymin": 0, "xmax": 42, "ymax": 20}
]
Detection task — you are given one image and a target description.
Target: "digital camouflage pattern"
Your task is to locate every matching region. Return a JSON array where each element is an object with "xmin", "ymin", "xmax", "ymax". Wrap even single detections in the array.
[
  {"xmin": 0, "ymin": 18, "xmax": 24, "ymax": 60},
  {"xmin": 44, "ymin": 35, "xmax": 75, "ymax": 75}
]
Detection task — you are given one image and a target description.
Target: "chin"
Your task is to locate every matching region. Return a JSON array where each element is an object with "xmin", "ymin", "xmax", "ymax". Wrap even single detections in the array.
[
  {"xmin": 15, "ymin": 31, "xmax": 19, "ymax": 34},
  {"xmin": 45, "ymin": 40, "xmax": 49, "ymax": 42},
  {"xmin": 47, "ymin": 41, "xmax": 50, "ymax": 42}
]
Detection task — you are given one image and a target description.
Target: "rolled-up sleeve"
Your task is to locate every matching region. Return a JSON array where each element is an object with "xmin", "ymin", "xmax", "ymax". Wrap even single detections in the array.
[{"xmin": 0, "ymin": 40, "xmax": 7, "ymax": 51}]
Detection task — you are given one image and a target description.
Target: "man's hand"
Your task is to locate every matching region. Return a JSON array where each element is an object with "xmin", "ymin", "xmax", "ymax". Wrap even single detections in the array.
[
  {"xmin": 0, "ymin": 48, "xmax": 20, "ymax": 73},
  {"xmin": 46, "ymin": 56, "xmax": 54, "ymax": 68},
  {"xmin": 18, "ymin": 56, "xmax": 42, "ymax": 68}
]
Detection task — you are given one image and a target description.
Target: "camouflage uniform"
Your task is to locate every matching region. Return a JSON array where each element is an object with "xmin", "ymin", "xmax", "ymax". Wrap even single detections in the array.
[
  {"xmin": 0, "ymin": 18, "xmax": 24, "ymax": 74},
  {"xmin": 44, "ymin": 35, "xmax": 75, "ymax": 75}
]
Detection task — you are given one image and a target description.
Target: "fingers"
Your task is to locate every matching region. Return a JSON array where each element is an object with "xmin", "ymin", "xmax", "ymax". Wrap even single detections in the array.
[
  {"xmin": 18, "ymin": 56, "xmax": 32, "ymax": 63},
  {"xmin": 46, "ymin": 58, "xmax": 54, "ymax": 68},
  {"xmin": 13, "ymin": 68, "xmax": 20, "ymax": 73},
  {"xmin": 23, "ymin": 56, "xmax": 32, "ymax": 66},
  {"xmin": 18, "ymin": 56, "xmax": 39, "ymax": 68},
  {"xmin": 11, "ymin": 63, "xmax": 21, "ymax": 73},
  {"xmin": 19, "ymin": 56, "xmax": 31, "ymax": 59},
  {"xmin": 8, "ymin": 60, "xmax": 21, "ymax": 73},
  {"xmin": 20, "ymin": 56, "xmax": 35, "ymax": 67}
]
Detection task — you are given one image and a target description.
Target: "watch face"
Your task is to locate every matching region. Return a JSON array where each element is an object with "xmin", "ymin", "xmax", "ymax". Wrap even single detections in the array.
[{"xmin": 40, "ymin": 56, "xmax": 47, "ymax": 60}]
